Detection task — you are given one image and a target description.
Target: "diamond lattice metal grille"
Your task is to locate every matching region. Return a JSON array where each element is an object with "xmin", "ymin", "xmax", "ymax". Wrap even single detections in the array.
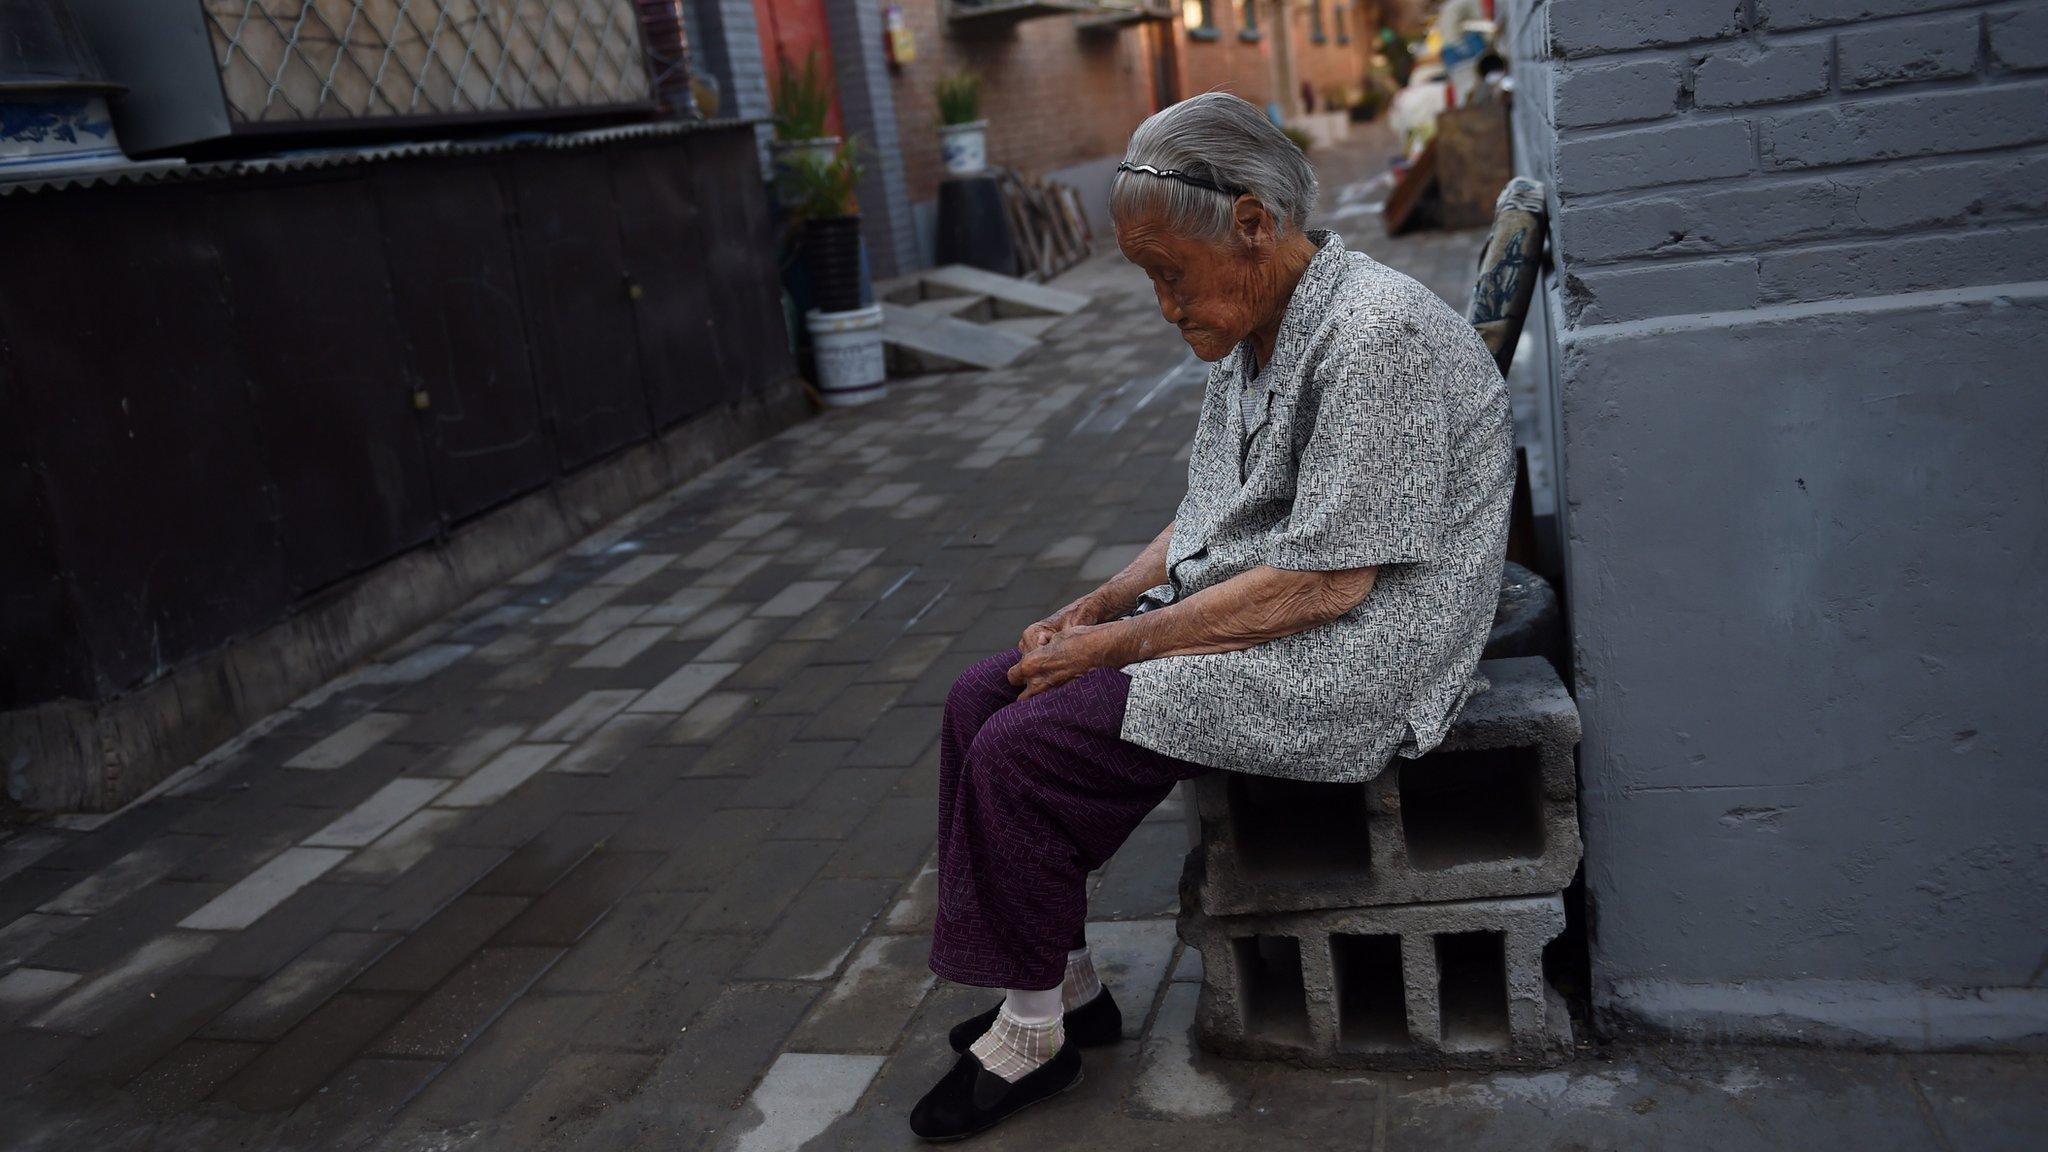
[{"xmin": 203, "ymin": 1, "xmax": 651, "ymax": 124}]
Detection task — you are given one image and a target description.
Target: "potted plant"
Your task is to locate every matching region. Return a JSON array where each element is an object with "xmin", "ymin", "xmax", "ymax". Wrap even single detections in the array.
[
  {"xmin": 769, "ymin": 51, "xmax": 837, "ymax": 206},
  {"xmin": 935, "ymin": 70, "xmax": 987, "ymax": 178},
  {"xmin": 784, "ymin": 140, "xmax": 887, "ymax": 405}
]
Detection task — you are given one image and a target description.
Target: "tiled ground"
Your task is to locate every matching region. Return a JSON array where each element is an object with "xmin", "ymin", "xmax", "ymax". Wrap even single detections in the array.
[{"xmin": 4, "ymin": 131, "xmax": 2043, "ymax": 1152}]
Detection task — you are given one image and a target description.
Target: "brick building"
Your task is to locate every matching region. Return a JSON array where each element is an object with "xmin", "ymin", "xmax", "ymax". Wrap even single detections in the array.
[
  {"xmin": 884, "ymin": 1, "xmax": 1383, "ymax": 258},
  {"xmin": 693, "ymin": 0, "xmax": 1389, "ymax": 273}
]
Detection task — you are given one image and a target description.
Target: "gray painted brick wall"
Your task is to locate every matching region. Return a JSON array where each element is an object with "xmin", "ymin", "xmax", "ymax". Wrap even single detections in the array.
[
  {"xmin": 1989, "ymin": 5, "xmax": 2048, "ymax": 70},
  {"xmin": 824, "ymin": 0, "xmax": 920, "ymax": 277},
  {"xmin": 1498, "ymin": 0, "xmax": 2048, "ymax": 1050},
  {"xmin": 1693, "ymin": 41, "xmax": 1832, "ymax": 107},
  {"xmin": 1837, "ymin": 11, "xmax": 1981, "ymax": 88},
  {"xmin": 690, "ymin": 0, "xmax": 775, "ymax": 162},
  {"xmin": 1546, "ymin": 0, "xmax": 1750, "ymax": 57},
  {"xmin": 1552, "ymin": 59, "xmax": 1685, "ymax": 128},
  {"xmin": 1517, "ymin": 0, "xmax": 2048, "ymax": 317}
]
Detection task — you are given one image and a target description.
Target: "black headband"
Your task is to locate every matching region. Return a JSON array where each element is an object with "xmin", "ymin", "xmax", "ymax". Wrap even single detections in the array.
[{"xmin": 1116, "ymin": 161, "xmax": 1247, "ymax": 198}]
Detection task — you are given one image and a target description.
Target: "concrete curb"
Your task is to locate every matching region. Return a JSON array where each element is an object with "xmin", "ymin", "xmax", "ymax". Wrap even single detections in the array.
[{"xmin": 3, "ymin": 381, "xmax": 811, "ymax": 814}]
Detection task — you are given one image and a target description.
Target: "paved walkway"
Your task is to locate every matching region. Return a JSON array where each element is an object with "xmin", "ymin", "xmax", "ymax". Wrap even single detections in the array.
[{"xmin": 3, "ymin": 132, "xmax": 2042, "ymax": 1152}]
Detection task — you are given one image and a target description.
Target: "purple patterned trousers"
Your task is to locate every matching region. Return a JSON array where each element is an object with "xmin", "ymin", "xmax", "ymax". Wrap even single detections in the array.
[{"xmin": 928, "ymin": 649, "xmax": 1210, "ymax": 991}]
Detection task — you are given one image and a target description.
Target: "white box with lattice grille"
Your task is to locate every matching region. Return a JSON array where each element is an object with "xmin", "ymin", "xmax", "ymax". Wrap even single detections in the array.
[{"xmin": 73, "ymin": 0, "xmax": 655, "ymax": 154}]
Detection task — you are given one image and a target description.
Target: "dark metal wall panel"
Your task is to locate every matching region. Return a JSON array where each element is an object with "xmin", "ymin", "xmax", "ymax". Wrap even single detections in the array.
[
  {"xmin": 210, "ymin": 175, "xmax": 439, "ymax": 594},
  {"xmin": 610, "ymin": 143, "xmax": 727, "ymax": 428},
  {"xmin": 0, "ymin": 184, "xmax": 289, "ymax": 695},
  {"xmin": 373, "ymin": 160, "xmax": 556, "ymax": 523},
  {"xmin": 510, "ymin": 151, "xmax": 651, "ymax": 471},
  {"xmin": 685, "ymin": 130, "xmax": 795, "ymax": 397},
  {"xmin": 1, "ymin": 125, "xmax": 793, "ymax": 712},
  {"xmin": 0, "ymin": 365, "xmax": 75, "ymax": 706}
]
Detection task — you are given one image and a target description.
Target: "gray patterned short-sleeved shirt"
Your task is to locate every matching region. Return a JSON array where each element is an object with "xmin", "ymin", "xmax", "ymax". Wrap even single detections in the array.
[{"xmin": 1119, "ymin": 231, "xmax": 1514, "ymax": 783}]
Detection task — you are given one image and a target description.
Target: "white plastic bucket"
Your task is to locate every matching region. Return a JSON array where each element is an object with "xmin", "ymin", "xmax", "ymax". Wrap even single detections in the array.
[
  {"xmin": 807, "ymin": 304, "xmax": 887, "ymax": 406},
  {"xmin": 939, "ymin": 121, "xmax": 988, "ymax": 177}
]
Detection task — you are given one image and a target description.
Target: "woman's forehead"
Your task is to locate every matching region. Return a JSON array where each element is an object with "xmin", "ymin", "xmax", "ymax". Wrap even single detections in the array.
[{"xmin": 1115, "ymin": 214, "xmax": 1200, "ymax": 262}]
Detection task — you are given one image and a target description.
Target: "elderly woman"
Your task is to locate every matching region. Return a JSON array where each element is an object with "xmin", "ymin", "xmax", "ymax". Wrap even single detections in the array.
[{"xmin": 910, "ymin": 93, "xmax": 1514, "ymax": 1139}]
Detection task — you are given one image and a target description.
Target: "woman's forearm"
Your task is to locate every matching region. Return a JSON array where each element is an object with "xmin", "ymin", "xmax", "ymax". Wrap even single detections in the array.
[
  {"xmin": 1084, "ymin": 520, "xmax": 1176, "ymax": 617},
  {"xmin": 1099, "ymin": 564, "xmax": 1376, "ymax": 663}
]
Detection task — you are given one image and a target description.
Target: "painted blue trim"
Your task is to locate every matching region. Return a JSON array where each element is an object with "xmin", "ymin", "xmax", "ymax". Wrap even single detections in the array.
[{"xmin": 0, "ymin": 148, "xmax": 126, "ymax": 170}]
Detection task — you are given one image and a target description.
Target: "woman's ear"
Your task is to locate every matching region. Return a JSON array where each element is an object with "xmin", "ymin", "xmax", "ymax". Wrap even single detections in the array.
[{"xmin": 1231, "ymin": 194, "xmax": 1272, "ymax": 249}]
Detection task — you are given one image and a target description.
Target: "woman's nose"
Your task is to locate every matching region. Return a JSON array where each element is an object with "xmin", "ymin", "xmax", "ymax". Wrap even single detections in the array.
[{"xmin": 1154, "ymin": 283, "xmax": 1183, "ymax": 324}]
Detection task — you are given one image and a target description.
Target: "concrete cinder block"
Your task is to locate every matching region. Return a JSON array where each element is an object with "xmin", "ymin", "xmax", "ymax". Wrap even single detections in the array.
[
  {"xmin": 1838, "ymin": 12, "xmax": 1981, "ymax": 90},
  {"xmin": 1186, "ymin": 658, "xmax": 1581, "ymax": 917},
  {"xmin": 1693, "ymin": 41, "xmax": 1833, "ymax": 108},
  {"xmin": 1178, "ymin": 894, "xmax": 1571, "ymax": 1069}
]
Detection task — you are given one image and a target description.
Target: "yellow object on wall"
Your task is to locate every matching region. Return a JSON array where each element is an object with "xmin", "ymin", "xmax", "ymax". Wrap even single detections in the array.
[{"xmin": 885, "ymin": 3, "xmax": 916, "ymax": 66}]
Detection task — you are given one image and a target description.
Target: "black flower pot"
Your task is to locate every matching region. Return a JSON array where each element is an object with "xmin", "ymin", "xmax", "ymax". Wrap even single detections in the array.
[{"xmin": 802, "ymin": 214, "xmax": 866, "ymax": 314}]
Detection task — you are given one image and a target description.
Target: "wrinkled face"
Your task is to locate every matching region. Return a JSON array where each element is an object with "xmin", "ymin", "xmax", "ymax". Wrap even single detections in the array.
[{"xmin": 1115, "ymin": 210, "xmax": 1267, "ymax": 362}]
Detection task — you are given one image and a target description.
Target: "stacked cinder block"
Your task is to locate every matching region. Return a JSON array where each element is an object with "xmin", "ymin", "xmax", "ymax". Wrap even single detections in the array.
[{"xmin": 1177, "ymin": 656, "xmax": 1582, "ymax": 1069}]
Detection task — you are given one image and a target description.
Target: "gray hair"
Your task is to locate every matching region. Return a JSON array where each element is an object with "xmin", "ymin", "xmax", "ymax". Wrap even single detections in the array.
[{"xmin": 1109, "ymin": 92, "xmax": 1318, "ymax": 243}]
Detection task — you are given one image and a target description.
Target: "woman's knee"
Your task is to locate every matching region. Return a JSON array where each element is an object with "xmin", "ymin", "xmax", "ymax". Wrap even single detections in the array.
[
  {"xmin": 965, "ymin": 707, "xmax": 1030, "ymax": 787},
  {"xmin": 944, "ymin": 649, "xmax": 1023, "ymax": 728}
]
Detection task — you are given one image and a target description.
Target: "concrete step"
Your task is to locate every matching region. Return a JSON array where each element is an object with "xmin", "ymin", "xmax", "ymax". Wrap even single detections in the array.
[
  {"xmin": 1177, "ymin": 892, "xmax": 1571, "ymax": 1070},
  {"xmin": 1184, "ymin": 656, "xmax": 1581, "ymax": 916},
  {"xmin": 905, "ymin": 295, "xmax": 988, "ymax": 320},
  {"xmin": 986, "ymin": 315, "xmax": 1063, "ymax": 340},
  {"xmin": 877, "ymin": 302, "xmax": 1038, "ymax": 372},
  {"xmin": 919, "ymin": 264, "xmax": 1089, "ymax": 317}
]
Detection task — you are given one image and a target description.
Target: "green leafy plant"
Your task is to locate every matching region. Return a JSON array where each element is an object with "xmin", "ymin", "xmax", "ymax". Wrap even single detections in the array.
[
  {"xmin": 781, "ymin": 138, "xmax": 864, "ymax": 220},
  {"xmin": 772, "ymin": 51, "xmax": 831, "ymax": 141},
  {"xmin": 1281, "ymin": 125, "xmax": 1313, "ymax": 153},
  {"xmin": 935, "ymin": 70, "xmax": 982, "ymax": 127}
]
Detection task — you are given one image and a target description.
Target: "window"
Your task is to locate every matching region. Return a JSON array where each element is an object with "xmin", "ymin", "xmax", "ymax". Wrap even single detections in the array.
[
  {"xmin": 1309, "ymin": 0, "xmax": 1326, "ymax": 43},
  {"xmin": 1335, "ymin": 5, "xmax": 1349, "ymax": 44},
  {"xmin": 1239, "ymin": 0, "xmax": 1261, "ymax": 40},
  {"xmin": 1184, "ymin": 0, "xmax": 1218, "ymax": 39}
]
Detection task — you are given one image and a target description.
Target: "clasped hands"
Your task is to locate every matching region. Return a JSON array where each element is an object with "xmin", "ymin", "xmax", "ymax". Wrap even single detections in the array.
[{"xmin": 1007, "ymin": 595, "xmax": 1121, "ymax": 701}]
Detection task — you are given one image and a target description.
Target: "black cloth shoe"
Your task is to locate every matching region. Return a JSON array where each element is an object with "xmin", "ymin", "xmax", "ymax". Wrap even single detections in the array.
[
  {"xmin": 908, "ymin": 1042, "xmax": 1083, "ymax": 1141},
  {"xmin": 947, "ymin": 988, "xmax": 1122, "ymax": 1053}
]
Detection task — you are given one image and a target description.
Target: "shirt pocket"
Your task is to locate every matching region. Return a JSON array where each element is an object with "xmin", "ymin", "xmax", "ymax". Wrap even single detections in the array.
[{"xmin": 1239, "ymin": 397, "xmax": 1299, "ymax": 496}]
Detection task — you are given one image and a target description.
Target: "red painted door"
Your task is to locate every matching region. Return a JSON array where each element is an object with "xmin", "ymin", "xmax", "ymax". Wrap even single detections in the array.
[{"xmin": 754, "ymin": 0, "xmax": 844, "ymax": 135}]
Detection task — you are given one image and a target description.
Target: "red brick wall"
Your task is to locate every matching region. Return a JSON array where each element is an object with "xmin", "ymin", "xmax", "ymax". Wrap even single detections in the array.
[
  {"xmin": 1179, "ymin": 5, "xmax": 1277, "ymax": 108},
  {"xmin": 888, "ymin": 6, "xmax": 1162, "ymax": 206},
  {"xmin": 886, "ymin": 2, "xmax": 1381, "ymax": 206},
  {"xmin": 1295, "ymin": 2, "xmax": 1375, "ymax": 108}
]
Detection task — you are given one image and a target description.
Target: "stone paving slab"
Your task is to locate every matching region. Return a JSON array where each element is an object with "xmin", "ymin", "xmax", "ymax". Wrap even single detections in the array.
[{"xmin": 0, "ymin": 128, "xmax": 2040, "ymax": 1152}]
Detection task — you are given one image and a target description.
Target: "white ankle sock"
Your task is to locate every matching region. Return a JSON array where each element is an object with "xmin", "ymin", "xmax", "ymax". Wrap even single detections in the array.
[
  {"xmin": 1003, "ymin": 985, "xmax": 1063, "ymax": 1023},
  {"xmin": 969, "ymin": 1001, "xmax": 1064, "ymax": 1083},
  {"xmin": 1062, "ymin": 948, "xmax": 1102, "ymax": 1011}
]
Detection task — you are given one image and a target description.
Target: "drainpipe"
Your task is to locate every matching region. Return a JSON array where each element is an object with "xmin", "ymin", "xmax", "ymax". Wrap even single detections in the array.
[
  {"xmin": 1270, "ymin": 0, "xmax": 1304, "ymax": 119},
  {"xmin": 820, "ymin": 0, "xmax": 920, "ymax": 277}
]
